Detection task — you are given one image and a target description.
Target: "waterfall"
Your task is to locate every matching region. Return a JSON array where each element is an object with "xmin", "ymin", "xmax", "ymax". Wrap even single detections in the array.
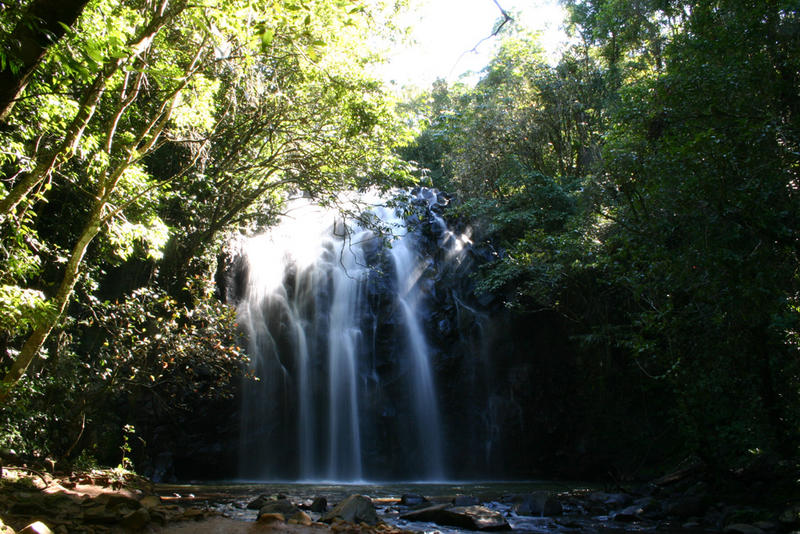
[
  {"xmin": 233, "ymin": 189, "xmax": 472, "ymax": 481},
  {"xmin": 376, "ymin": 202, "xmax": 445, "ymax": 479},
  {"xmin": 324, "ymin": 232, "xmax": 368, "ymax": 480}
]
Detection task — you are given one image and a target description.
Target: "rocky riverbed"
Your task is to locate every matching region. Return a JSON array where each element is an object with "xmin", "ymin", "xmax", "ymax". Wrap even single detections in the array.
[
  {"xmin": 1, "ymin": 465, "xmax": 798, "ymax": 533},
  {"xmin": 152, "ymin": 480, "xmax": 792, "ymax": 534}
]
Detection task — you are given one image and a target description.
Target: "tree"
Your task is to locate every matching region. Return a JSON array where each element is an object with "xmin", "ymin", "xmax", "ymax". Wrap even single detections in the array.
[
  {"xmin": 0, "ymin": 0, "xmax": 201, "ymax": 399},
  {"xmin": 0, "ymin": 0, "xmax": 411, "ymax": 403},
  {"xmin": 569, "ymin": 0, "xmax": 800, "ymax": 465},
  {"xmin": 402, "ymin": 31, "xmax": 606, "ymax": 308},
  {"xmin": 0, "ymin": 0, "xmax": 91, "ymax": 121},
  {"xmin": 401, "ymin": 0, "xmax": 800, "ymax": 473},
  {"xmin": 0, "ymin": 0, "xmax": 181, "ymax": 218}
]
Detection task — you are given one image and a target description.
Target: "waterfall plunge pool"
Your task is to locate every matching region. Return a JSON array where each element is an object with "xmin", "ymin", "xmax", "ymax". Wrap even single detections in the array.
[{"xmin": 153, "ymin": 480, "xmax": 704, "ymax": 533}]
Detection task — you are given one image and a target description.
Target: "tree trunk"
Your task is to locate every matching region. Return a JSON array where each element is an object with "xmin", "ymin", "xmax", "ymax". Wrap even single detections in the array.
[
  {"xmin": 0, "ymin": 143, "xmax": 143, "ymax": 400},
  {"xmin": 0, "ymin": 0, "xmax": 91, "ymax": 122},
  {"xmin": 0, "ymin": 201, "xmax": 103, "ymax": 402},
  {"xmin": 0, "ymin": 40, "xmax": 199, "ymax": 400},
  {"xmin": 0, "ymin": 71, "xmax": 107, "ymax": 216}
]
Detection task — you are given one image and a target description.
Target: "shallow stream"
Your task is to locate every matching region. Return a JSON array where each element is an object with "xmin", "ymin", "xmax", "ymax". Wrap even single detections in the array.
[{"xmin": 154, "ymin": 481, "xmax": 702, "ymax": 533}]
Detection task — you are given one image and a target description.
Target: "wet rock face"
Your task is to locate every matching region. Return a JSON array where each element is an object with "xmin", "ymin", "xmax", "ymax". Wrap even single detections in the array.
[{"xmin": 215, "ymin": 236, "xmax": 249, "ymax": 306}]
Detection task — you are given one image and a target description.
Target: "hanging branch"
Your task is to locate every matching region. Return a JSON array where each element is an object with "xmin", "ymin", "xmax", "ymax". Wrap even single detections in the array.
[
  {"xmin": 449, "ymin": 0, "xmax": 514, "ymax": 77},
  {"xmin": 480, "ymin": 0, "xmax": 514, "ymax": 49}
]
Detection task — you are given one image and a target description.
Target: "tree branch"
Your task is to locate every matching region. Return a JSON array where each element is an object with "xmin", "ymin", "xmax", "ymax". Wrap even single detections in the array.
[{"xmin": 449, "ymin": 0, "xmax": 514, "ymax": 78}]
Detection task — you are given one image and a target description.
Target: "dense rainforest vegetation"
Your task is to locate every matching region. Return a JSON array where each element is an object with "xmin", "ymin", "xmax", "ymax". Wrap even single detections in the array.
[
  {"xmin": 0, "ymin": 0, "xmax": 798, "ymax": 485},
  {"xmin": 401, "ymin": 0, "xmax": 800, "ymax": 476}
]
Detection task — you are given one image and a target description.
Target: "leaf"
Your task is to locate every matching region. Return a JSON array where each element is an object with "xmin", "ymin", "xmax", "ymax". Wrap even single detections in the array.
[
  {"xmin": 260, "ymin": 28, "xmax": 275, "ymax": 48},
  {"xmin": 57, "ymin": 21, "xmax": 76, "ymax": 37},
  {"xmin": 85, "ymin": 44, "xmax": 103, "ymax": 65}
]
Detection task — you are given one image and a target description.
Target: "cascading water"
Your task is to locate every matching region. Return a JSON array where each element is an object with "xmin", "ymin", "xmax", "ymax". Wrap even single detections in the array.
[
  {"xmin": 233, "ymin": 189, "xmax": 472, "ymax": 481},
  {"xmin": 374, "ymin": 202, "xmax": 444, "ymax": 479}
]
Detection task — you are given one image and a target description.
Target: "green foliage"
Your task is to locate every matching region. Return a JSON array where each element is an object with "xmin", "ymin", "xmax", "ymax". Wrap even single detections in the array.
[
  {"xmin": 402, "ymin": 0, "xmax": 800, "ymax": 474},
  {"xmin": 452, "ymin": 168, "xmax": 587, "ymax": 309},
  {"xmin": 595, "ymin": 0, "xmax": 800, "ymax": 466},
  {"xmin": 3, "ymin": 0, "xmax": 793, "ymax": 480},
  {"xmin": 403, "ymin": 30, "xmax": 606, "ymax": 310},
  {"xmin": 0, "ymin": 0, "xmax": 412, "ymax": 466},
  {"xmin": 119, "ymin": 424, "xmax": 135, "ymax": 470},
  {"xmin": 106, "ymin": 214, "xmax": 170, "ymax": 262},
  {"xmin": 0, "ymin": 285, "xmax": 54, "ymax": 335},
  {"xmin": 88, "ymin": 281, "xmax": 249, "ymax": 407},
  {"xmin": 0, "ymin": 375, "xmax": 58, "ymax": 458},
  {"xmin": 0, "ymin": 279, "xmax": 250, "ymax": 462},
  {"xmin": 72, "ymin": 450, "xmax": 99, "ymax": 471}
]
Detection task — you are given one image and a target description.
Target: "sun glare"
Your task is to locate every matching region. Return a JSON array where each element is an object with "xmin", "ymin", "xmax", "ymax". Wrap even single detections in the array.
[{"xmin": 374, "ymin": 0, "xmax": 568, "ymax": 88}]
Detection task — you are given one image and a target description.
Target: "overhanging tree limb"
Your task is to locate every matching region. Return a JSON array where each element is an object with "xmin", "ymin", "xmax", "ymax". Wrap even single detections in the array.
[
  {"xmin": 0, "ymin": 1, "xmax": 185, "ymax": 219},
  {"xmin": 0, "ymin": 0, "xmax": 91, "ymax": 122},
  {"xmin": 0, "ymin": 27, "xmax": 206, "ymax": 403},
  {"xmin": 450, "ymin": 0, "xmax": 513, "ymax": 78}
]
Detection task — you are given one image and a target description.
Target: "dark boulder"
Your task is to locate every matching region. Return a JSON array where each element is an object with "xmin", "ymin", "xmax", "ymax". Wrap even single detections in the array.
[
  {"xmin": 723, "ymin": 524, "xmax": 766, "ymax": 534},
  {"xmin": 512, "ymin": 492, "xmax": 562, "ymax": 517},
  {"xmin": 258, "ymin": 498, "xmax": 299, "ymax": 519},
  {"xmin": 588, "ymin": 492, "xmax": 631, "ymax": 507},
  {"xmin": 310, "ymin": 496, "xmax": 328, "ymax": 512},
  {"xmin": 247, "ymin": 495, "xmax": 270, "ymax": 510},
  {"xmin": 322, "ymin": 495, "xmax": 380, "ymax": 525},
  {"xmin": 257, "ymin": 512, "xmax": 285, "ymax": 524},
  {"xmin": 402, "ymin": 504, "xmax": 510, "ymax": 531},
  {"xmin": 779, "ymin": 505, "xmax": 800, "ymax": 526},
  {"xmin": 289, "ymin": 510, "xmax": 313, "ymax": 525},
  {"xmin": 612, "ymin": 505, "xmax": 644, "ymax": 522},
  {"xmin": 667, "ymin": 494, "xmax": 708, "ymax": 518},
  {"xmin": 121, "ymin": 508, "xmax": 151, "ymax": 530}
]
